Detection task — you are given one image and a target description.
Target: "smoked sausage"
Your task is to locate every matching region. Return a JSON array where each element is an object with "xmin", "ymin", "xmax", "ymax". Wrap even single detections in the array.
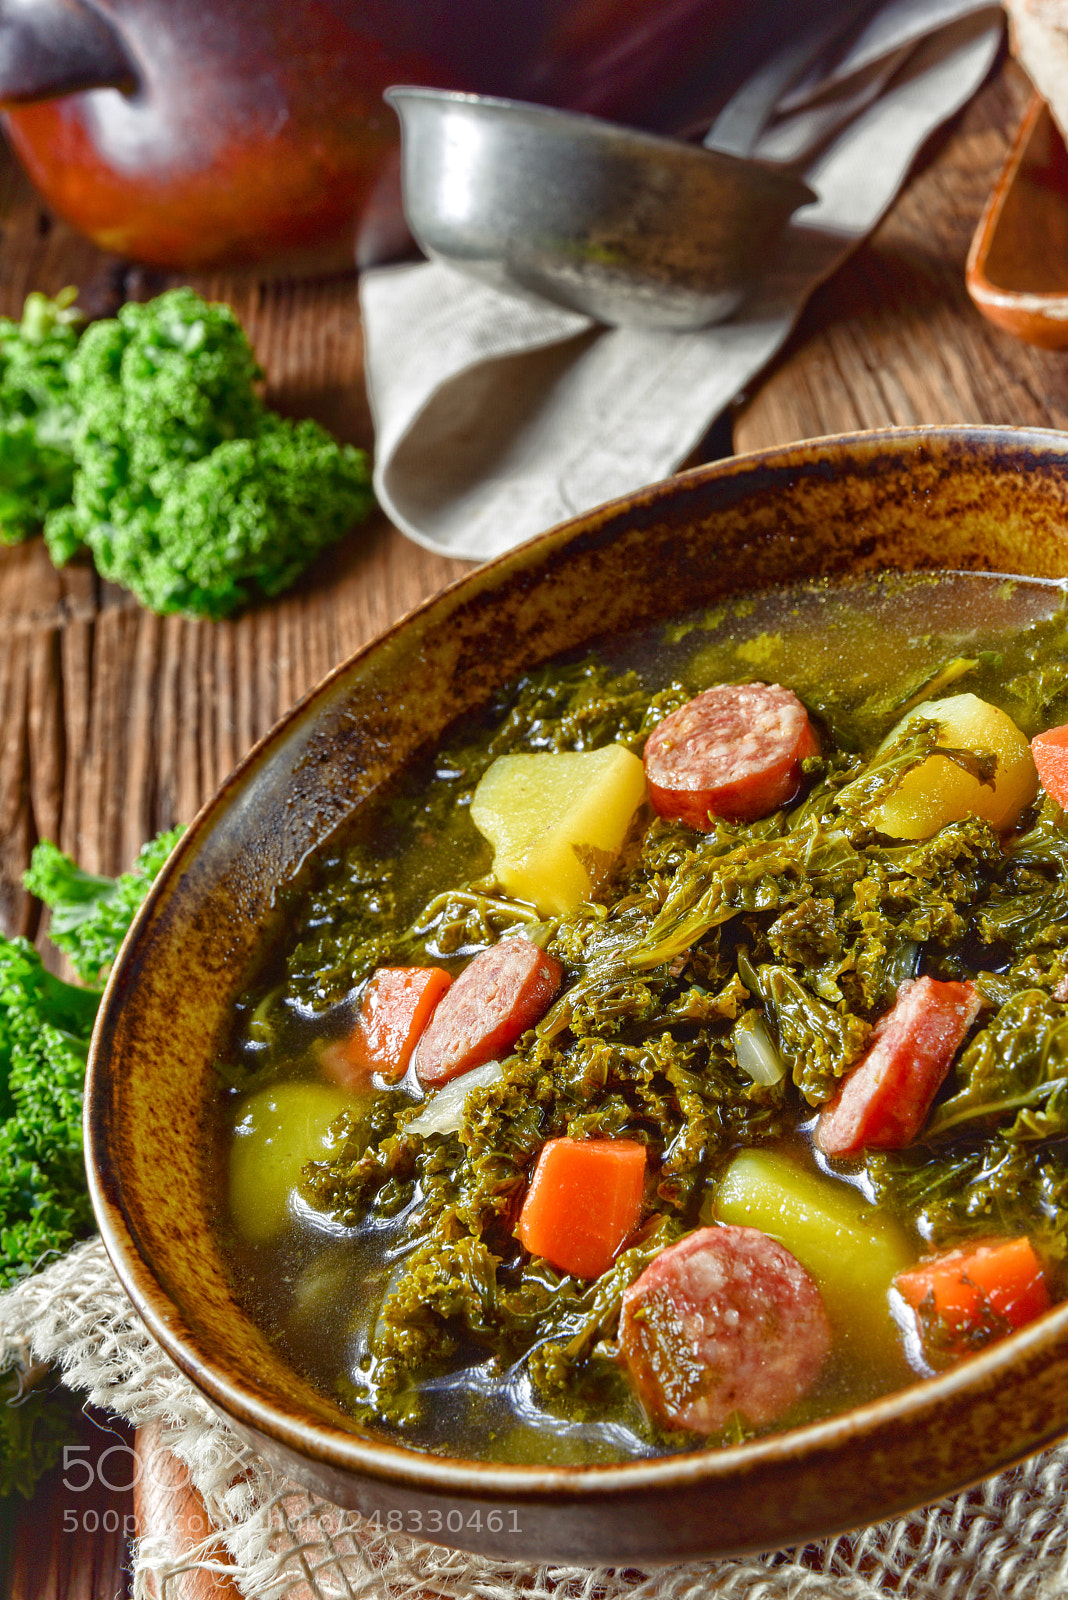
[
  {"xmin": 619, "ymin": 1224, "xmax": 831, "ymax": 1434},
  {"xmin": 415, "ymin": 937, "xmax": 562, "ymax": 1087},
  {"xmin": 643, "ymin": 682, "xmax": 818, "ymax": 829},
  {"xmin": 817, "ymin": 976, "xmax": 981, "ymax": 1157}
]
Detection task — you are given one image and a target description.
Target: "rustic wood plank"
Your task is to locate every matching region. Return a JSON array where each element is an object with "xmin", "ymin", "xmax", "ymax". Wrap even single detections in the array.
[
  {"xmin": 735, "ymin": 61, "xmax": 1068, "ymax": 452},
  {"xmin": 5, "ymin": 50, "xmax": 1068, "ymax": 1598},
  {"xmin": 0, "ymin": 636, "xmax": 32, "ymax": 940},
  {"xmin": 3, "ymin": 1411, "xmax": 135, "ymax": 1600}
]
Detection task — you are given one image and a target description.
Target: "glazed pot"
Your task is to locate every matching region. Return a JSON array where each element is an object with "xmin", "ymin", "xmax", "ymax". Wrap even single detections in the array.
[
  {"xmin": 0, "ymin": 0, "xmax": 808, "ymax": 274},
  {"xmin": 86, "ymin": 427, "xmax": 1068, "ymax": 1562}
]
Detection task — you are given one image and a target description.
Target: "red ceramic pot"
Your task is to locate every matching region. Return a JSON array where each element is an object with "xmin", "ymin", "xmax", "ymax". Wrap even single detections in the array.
[{"xmin": 0, "ymin": 0, "xmax": 806, "ymax": 274}]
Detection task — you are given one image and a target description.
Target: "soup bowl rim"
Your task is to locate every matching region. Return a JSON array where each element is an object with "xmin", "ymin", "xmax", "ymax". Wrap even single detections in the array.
[{"xmin": 84, "ymin": 421, "xmax": 1068, "ymax": 1550}]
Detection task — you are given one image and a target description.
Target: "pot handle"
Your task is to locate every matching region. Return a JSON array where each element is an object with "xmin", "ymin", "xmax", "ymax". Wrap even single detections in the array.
[{"xmin": 0, "ymin": 0, "xmax": 135, "ymax": 105}]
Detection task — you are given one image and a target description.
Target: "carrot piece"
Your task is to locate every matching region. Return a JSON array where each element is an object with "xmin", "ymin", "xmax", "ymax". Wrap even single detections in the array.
[
  {"xmin": 515, "ymin": 1137, "xmax": 646, "ymax": 1279},
  {"xmin": 326, "ymin": 966, "xmax": 452, "ymax": 1087},
  {"xmin": 894, "ymin": 1236, "xmax": 1049, "ymax": 1359},
  {"xmin": 1031, "ymin": 724, "xmax": 1068, "ymax": 809}
]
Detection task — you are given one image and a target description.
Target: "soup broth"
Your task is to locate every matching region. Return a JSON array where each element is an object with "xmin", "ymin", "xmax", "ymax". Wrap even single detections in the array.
[{"xmin": 214, "ymin": 569, "xmax": 1068, "ymax": 1464}]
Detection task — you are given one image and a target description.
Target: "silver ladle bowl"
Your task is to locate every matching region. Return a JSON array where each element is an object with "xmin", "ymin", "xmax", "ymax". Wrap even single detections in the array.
[{"xmin": 385, "ymin": 86, "xmax": 816, "ymax": 332}]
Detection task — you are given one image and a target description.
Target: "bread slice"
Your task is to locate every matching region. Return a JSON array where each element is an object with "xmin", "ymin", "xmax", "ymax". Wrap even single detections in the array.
[{"xmin": 1006, "ymin": 0, "xmax": 1068, "ymax": 141}]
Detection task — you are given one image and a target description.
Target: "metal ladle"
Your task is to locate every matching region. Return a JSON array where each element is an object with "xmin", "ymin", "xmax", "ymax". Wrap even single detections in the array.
[{"xmin": 386, "ymin": 7, "xmax": 872, "ymax": 331}]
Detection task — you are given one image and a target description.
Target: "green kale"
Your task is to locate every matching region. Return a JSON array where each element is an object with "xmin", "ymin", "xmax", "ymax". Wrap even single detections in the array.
[
  {"xmin": 868, "ymin": 1136, "xmax": 1068, "ymax": 1259},
  {"xmin": 0, "ymin": 290, "xmax": 82, "ymax": 545},
  {"xmin": 22, "ymin": 827, "xmax": 184, "ymax": 985},
  {"xmin": 0, "ymin": 936, "xmax": 99, "ymax": 1289},
  {"xmin": 833, "ymin": 717, "xmax": 997, "ymax": 823},
  {"xmin": 976, "ymin": 802, "xmax": 1068, "ymax": 952},
  {"xmin": 928, "ymin": 988, "xmax": 1068, "ymax": 1141},
  {"xmin": 753, "ymin": 963, "xmax": 871, "ymax": 1104},
  {"xmin": 0, "ymin": 831, "xmax": 181, "ymax": 1498},
  {"xmin": 32, "ymin": 286, "xmax": 374, "ymax": 616}
]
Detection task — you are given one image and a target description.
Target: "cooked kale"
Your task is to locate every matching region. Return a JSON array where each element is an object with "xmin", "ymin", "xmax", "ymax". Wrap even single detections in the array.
[{"xmin": 219, "ymin": 592, "xmax": 1068, "ymax": 1440}]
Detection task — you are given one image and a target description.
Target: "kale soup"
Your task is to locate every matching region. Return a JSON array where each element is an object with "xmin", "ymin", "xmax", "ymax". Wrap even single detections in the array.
[{"xmin": 214, "ymin": 568, "xmax": 1068, "ymax": 1466}]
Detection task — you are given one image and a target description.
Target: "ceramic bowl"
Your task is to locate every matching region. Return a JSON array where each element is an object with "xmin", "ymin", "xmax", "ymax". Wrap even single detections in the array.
[{"xmin": 86, "ymin": 425, "xmax": 1068, "ymax": 1564}]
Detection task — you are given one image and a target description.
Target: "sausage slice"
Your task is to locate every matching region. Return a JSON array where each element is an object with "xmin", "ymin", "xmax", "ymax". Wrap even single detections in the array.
[
  {"xmin": 619, "ymin": 1225, "xmax": 831, "ymax": 1435},
  {"xmin": 816, "ymin": 976, "xmax": 981, "ymax": 1157},
  {"xmin": 643, "ymin": 682, "xmax": 818, "ymax": 829},
  {"xmin": 415, "ymin": 937, "xmax": 562, "ymax": 1087}
]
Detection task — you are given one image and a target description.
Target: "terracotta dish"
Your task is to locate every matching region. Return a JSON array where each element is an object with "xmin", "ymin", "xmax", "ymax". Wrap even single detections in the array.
[
  {"xmin": 86, "ymin": 427, "xmax": 1068, "ymax": 1563},
  {"xmin": 966, "ymin": 92, "xmax": 1068, "ymax": 348}
]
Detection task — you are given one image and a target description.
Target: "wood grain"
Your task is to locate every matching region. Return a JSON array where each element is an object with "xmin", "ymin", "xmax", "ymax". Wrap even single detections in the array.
[
  {"xmin": 1, "ymin": 1412, "xmax": 135, "ymax": 1599},
  {"xmin": 2, "ymin": 42, "xmax": 1067, "ymax": 1600},
  {"xmin": 0, "ymin": 147, "xmax": 470, "ymax": 947},
  {"xmin": 735, "ymin": 60, "xmax": 1068, "ymax": 449}
]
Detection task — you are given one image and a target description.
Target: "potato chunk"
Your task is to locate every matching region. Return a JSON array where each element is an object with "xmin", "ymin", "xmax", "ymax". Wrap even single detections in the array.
[
  {"xmin": 715, "ymin": 1147, "xmax": 913, "ymax": 1363},
  {"xmin": 470, "ymin": 744, "xmax": 647, "ymax": 916},
  {"xmin": 871, "ymin": 692, "xmax": 1037, "ymax": 839},
  {"xmin": 229, "ymin": 1081, "xmax": 352, "ymax": 1244}
]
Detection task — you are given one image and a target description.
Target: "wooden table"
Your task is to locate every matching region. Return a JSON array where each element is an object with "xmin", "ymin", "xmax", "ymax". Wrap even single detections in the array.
[{"xmin": 3, "ymin": 42, "xmax": 1068, "ymax": 1598}]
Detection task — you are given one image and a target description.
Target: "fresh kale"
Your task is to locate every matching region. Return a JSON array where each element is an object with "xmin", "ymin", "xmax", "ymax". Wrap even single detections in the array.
[
  {"xmin": 0, "ymin": 830, "xmax": 180, "ymax": 1497},
  {"xmin": 22, "ymin": 827, "xmax": 184, "ymax": 985},
  {"xmin": 0, "ymin": 289, "xmax": 82, "ymax": 545},
  {"xmin": 2, "ymin": 286, "xmax": 375, "ymax": 617},
  {"xmin": 0, "ymin": 936, "xmax": 99, "ymax": 1287}
]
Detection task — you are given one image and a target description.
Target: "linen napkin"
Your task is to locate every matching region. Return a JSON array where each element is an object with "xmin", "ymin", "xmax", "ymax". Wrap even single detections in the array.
[{"xmin": 360, "ymin": 0, "xmax": 1003, "ymax": 560}]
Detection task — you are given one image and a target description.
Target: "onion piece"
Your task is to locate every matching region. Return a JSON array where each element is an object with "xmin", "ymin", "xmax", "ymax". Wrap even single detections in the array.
[
  {"xmin": 733, "ymin": 1012, "xmax": 785, "ymax": 1086},
  {"xmin": 404, "ymin": 1060, "xmax": 504, "ymax": 1139}
]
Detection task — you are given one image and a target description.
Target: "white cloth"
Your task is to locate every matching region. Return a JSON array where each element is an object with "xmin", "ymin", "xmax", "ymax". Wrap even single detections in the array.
[{"xmin": 360, "ymin": 1, "xmax": 1003, "ymax": 560}]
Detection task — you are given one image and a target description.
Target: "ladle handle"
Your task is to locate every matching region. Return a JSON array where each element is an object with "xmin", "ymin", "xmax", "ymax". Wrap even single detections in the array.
[{"xmin": 703, "ymin": 0, "xmax": 875, "ymax": 159}]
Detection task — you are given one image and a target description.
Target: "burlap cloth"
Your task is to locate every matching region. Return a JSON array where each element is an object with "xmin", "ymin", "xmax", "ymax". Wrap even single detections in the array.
[{"xmin": 3, "ymin": 1240, "xmax": 1068, "ymax": 1598}]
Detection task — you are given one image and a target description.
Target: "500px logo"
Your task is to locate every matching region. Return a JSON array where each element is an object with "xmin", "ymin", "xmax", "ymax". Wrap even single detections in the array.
[
  {"xmin": 60, "ymin": 1434, "xmax": 250, "ymax": 1496},
  {"xmin": 62, "ymin": 1507, "xmax": 140, "ymax": 1537},
  {"xmin": 61, "ymin": 1444, "xmax": 141, "ymax": 1495}
]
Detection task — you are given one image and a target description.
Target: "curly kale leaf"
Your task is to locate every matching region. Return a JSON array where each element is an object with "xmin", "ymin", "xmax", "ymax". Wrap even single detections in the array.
[
  {"xmin": 833, "ymin": 717, "xmax": 997, "ymax": 823},
  {"xmin": 754, "ymin": 963, "xmax": 871, "ymax": 1105},
  {"xmin": 868, "ymin": 1136, "xmax": 1068, "ymax": 1258},
  {"xmin": 0, "ymin": 290, "xmax": 82, "ymax": 545},
  {"xmin": 624, "ymin": 813, "xmax": 864, "ymax": 972},
  {"xmin": 0, "ymin": 828, "xmax": 183, "ymax": 1301},
  {"xmin": 977, "ymin": 803, "xmax": 1068, "ymax": 952},
  {"xmin": 928, "ymin": 989, "xmax": 1068, "ymax": 1141},
  {"xmin": 23, "ymin": 827, "xmax": 183, "ymax": 986},
  {"xmin": 41, "ymin": 286, "xmax": 374, "ymax": 617},
  {"xmin": 0, "ymin": 937, "xmax": 99, "ymax": 1290}
]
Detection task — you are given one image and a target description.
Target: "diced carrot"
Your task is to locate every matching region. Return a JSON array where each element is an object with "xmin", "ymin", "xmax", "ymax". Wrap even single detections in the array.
[
  {"xmin": 1031, "ymin": 724, "xmax": 1068, "ymax": 810},
  {"xmin": 325, "ymin": 966, "xmax": 452, "ymax": 1088},
  {"xmin": 894, "ymin": 1236, "xmax": 1050, "ymax": 1359},
  {"xmin": 515, "ymin": 1137, "xmax": 646, "ymax": 1279}
]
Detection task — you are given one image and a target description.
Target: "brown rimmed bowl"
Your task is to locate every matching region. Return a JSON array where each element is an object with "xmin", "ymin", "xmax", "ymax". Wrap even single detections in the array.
[{"xmin": 86, "ymin": 424, "xmax": 1068, "ymax": 1564}]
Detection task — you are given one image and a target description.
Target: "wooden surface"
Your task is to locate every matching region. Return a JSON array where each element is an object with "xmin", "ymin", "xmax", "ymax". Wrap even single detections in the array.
[{"xmin": 3, "ymin": 42, "xmax": 1068, "ymax": 1600}]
